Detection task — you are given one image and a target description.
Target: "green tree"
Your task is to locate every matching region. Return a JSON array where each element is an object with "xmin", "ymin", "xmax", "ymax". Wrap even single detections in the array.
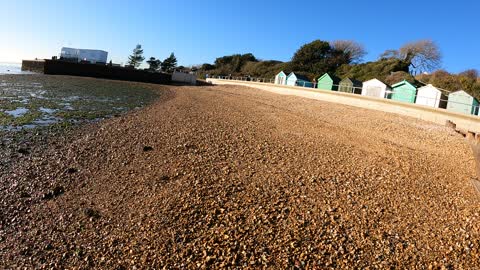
[
  {"xmin": 290, "ymin": 40, "xmax": 349, "ymax": 75},
  {"xmin": 213, "ymin": 53, "xmax": 258, "ymax": 74},
  {"xmin": 201, "ymin": 63, "xmax": 215, "ymax": 71},
  {"xmin": 146, "ymin": 57, "xmax": 161, "ymax": 71},
  {"xmin": 127, "ymin": 44, "xmax": 145, "ymax": 68},
  {"xmin": 336, "ymin": 58, "xmax": 410, "ymax": 82},
  {"xmin": 161, "ymin": 53, "xmax": 178, "ymax": 73},
  {"xmin": 384, "ymin": 71, "xmax": 416, "ymax": 85}
]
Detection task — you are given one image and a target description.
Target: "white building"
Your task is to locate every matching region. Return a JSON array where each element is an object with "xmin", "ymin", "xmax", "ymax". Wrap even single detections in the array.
[
  {"xmin": 60, "ymin": 47, "xmax": 108, "ymax": 64},
  {"xmin": 361, "ymin": 78, "xmax": 391, "ymax": 98},
  {"xmin": 285, "ymin": 72, "xmax": 313, "ymax": 87},
  {"xmin": 415, "ymin": 84, "xmax": 447, "ymax": 109},
  {"xmin": 274, "ymin": 71, "xmax": 287, "ymax": 85},
  {"xmin": 172, "ymin": 71, "xmax": 197, "ymax": 85}
]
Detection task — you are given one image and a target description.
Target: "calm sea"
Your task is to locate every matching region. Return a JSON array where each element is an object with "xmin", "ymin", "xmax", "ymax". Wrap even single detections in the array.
[{"xmin": 0, "ymin": 63, "xmax": 34, "ymax": 75}]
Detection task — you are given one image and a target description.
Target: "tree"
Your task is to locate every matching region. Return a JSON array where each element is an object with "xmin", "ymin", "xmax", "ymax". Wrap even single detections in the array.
[
  {"xmin": 161, "ymin": 53, "xmax": 178, "ymax": 73},
  {"xmin": 459, "ymin": 69, "xmax": 479, "ymax": 80},
  {"xmin": 146, "ymin": 57, "xmax": 161, "ymax": 71},
  {"xmin": 330, "ymin": 40, "xmax": 367, "ymax": 64},
  {"xmin": 213, "ymin": 53, "xmax": 258, "ymax": 74},
  {"xmin": 336, "ymin": 58, "xmax": 410, "ymax": 82},
  {"xmin": 380, "ymin": 40, "xmax": 441, "ymax": 74},
  {"xmin": 379, "ymin": 49, "xmax": 400, "ymax": 60},
  {"xmin": 427, "ymin": 70, "xmax": 461, "ymax": 91},
  {"xmin": 458, "ymin": 69, "xmax": 479, "ymax": 92},
  {"xmin": 201, "ymin": 63, "xmax": 216, "ymax": 71},
  {"xmin": 290, "ymin": 40, "xmax": 350, "ymax": 75},
  {"xmin": 291, "ymin": 40, "xmax": 331, "ymax": 69},
  {"xmin": 384, "ymin": 71, "xmax": 416, "ymax": 85},
  {"xmin": 399, "ymin": 40, "xmax": 441, "ymax": 74},
  {"xmin": 127, "ymin": 44, "xmax": 145, "ymax": 68}
]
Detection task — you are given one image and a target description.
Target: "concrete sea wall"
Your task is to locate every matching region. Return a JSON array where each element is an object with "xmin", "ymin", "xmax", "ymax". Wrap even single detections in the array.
[
  {"xmin": 21, "ymin": 60, "xmax": 172, "ymax": 85},
  {"xmin": 207, "ymin": 78, "xmax": 480, "ymax": 133},
  {"xmin": 21, "ymin": 60, "xmax": 46, "ymax": 73}
]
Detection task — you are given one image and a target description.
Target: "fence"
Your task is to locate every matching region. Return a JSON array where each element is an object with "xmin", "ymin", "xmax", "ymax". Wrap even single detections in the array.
[{"xmin": 211, "ymin": 75, "xmax": 480, "ymax": 117}]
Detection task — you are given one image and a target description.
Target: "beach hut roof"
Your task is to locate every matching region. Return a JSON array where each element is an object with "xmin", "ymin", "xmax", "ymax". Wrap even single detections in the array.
[
  {"xmin": 318, "ymin": 73, "xmax": 341, "ymax": 84},
  {"xmin": 288, "ymin": 72, "xmax": 310, "ymax": 81},
  {"xmin": 391, "ymin": 80, "xmax": 416, "ymax": 89},
  {"xmin": 364, "ymin": 78, "xmax": 391, "ymax": 88},
  {"xmin": 449, "ymin": 90, "xmax": 478, "ymax": 99},
  {"xmin": 341, "ymin": 77, "xmax": 363, "ymax": 86}
]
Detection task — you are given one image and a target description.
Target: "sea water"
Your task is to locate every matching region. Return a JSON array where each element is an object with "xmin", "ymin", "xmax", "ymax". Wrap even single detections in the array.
[{"xmin": 0, "ymin": 63, "xmax": 34, "ymax": 75}]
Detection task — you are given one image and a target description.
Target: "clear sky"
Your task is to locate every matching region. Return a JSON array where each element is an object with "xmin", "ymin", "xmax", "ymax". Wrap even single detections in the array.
[{"xmin": 1, "ymin": 0, "xmax": 478, "ymax": 73}]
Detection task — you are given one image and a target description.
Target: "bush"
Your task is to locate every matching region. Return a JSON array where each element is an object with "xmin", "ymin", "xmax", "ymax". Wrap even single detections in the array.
[{"xmin": 335, "ymin": 58, "xmax": 409, "ymax": 82}]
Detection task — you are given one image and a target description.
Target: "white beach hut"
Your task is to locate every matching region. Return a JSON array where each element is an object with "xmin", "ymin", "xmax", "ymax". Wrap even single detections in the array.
[
  {"xmin": 415, "ymin": 84, "xmax": 447, "ymax": 109},
  {"xmin": 274, "ymin": 71, "xmax": 287, "ymax": 85},
  {"xmin": 361, "ymin": 78, "xmax": 391, "ymax": 98},
  {"xmin": 446, "ymin": 90, "xmax": 479, "ymax": 115}
]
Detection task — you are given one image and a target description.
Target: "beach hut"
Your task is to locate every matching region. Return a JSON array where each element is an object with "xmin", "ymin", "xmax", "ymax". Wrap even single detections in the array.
[
  {"xmin": 286, "ymin": 72, "xmax": 313, "ymax": 87},
  {"xmin": 391, "ymin": 80, "xmax": 417, "ymax": 103},
  {"xmin": 415, "ymin": 84, "xmax": 447, "ymax": 109},
  {"xmin": 338, "ymin": 78, "xmax": 362, "ymax": 94},
  {"xmin": 361, "ymin": 79, "xmax": 391, "ymax": 98},
  {"xmin": 317, "ymin": 73, "xmax": 341, "ymax": 91},
  {"xmin": 446, "ymin": 90, "xmax": 479, "ymax": 115},
  {"xmin": 274, "ymin": 71, "xmax": 287, "ymax": 85}
]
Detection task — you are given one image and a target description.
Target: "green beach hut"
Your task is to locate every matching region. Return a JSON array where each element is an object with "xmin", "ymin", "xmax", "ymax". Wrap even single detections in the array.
[
  {"xmin": 338, "ymin": 78, "xmax": 362, "ymax": 94},
  {"xmin": 317, "ymin": 73, "xmax": 341, "ymax": 91},
  {"xmin": 391, "ymin": 80, "xmax": 417, "ymax": 103},
  {"xmin": 446, "ymin": 90, "xmax": 479, "ymax": 115}
]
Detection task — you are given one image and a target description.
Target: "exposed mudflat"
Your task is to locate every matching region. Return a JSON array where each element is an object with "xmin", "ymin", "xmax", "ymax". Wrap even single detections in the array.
[{"xmin": 1, "ymin": 82, "xmax": 479, "ymax": 269}]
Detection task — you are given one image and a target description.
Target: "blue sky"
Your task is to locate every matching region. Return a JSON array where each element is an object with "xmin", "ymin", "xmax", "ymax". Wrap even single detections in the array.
[{"xmin": 0, "ymin": 0, "xmax": 478, "ymax": 73}]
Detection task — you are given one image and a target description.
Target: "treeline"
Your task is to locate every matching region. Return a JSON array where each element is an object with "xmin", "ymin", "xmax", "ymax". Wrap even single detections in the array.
[
  {"xmin": 197, "ymin": 39, "xmax": 429, "ymax": 81},
  {"xmin": 198, "ymin": 39, "xmax": 480, "ymax": 98},
  {"xmin": 198, "ymin": 53, "xmax": 288, "ymax": 79},
  {"xmin": 126, "ymin": 44, "xmax": 178, "ymax": 73},
  {"xmin": 417, "ymin": 70, "xmax": 480, "ymax": 99}
]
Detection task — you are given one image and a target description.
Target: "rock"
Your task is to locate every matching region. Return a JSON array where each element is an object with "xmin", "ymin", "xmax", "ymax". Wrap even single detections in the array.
[
  {"xmin": 52, "ymin": 186, "xmax": 65, "ymax": 196},
  {"xmin": 83, "ymin": 208, "xmax": 101, "ymax": 219},
  {"xmin": 18, "ymin": 148, "xmax": 30, "ymax": 155},
  {"xmin": 42, "ymin": 186, "xmax": 65, "ymax": 200},
  {"xmin": 66, "ymin": 168, "xmax": 78, "ymax": 174},
  {"xmin": 20, "ymin": 192, "xmax": 31, "ymax": 198},
  {"xmin": 143, "ymin": 146, "xmax": 154, "ymax": 152}
]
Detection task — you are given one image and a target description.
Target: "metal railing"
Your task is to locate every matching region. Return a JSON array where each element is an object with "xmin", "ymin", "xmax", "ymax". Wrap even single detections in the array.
[{"xmin": 210, "ymin": 76, "xmax": 480, "ymax": 117}]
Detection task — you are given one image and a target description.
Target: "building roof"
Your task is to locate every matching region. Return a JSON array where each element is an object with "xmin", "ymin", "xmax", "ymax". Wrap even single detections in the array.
[
  {"xmin": 61, "ymin": 47, "xmax": 108, "ymax": 53},
  {"xmin": 340, "ymin": 77, "xmax": 363, "ymax": 86},
  {"xmin": 391, "ymin": 80, "xmax": 417, "ymax": 89},
  {"xmin": 288, "ymin": 72, "xmax": 310, "ymax": 82},
  {"xmin": 418, "ymin": 84, "xmax": 441, "ymax": 92},
  {"xmin": 363, "ymin": 78, "xmax": 391, "ymax": 88},
  {"xmin": 318, "ymin": 73, "xmax": 341, "ymax": 84},
  {"xmin": 449, "ymin": 90, "xmax": 477, "ymax": 100}
]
